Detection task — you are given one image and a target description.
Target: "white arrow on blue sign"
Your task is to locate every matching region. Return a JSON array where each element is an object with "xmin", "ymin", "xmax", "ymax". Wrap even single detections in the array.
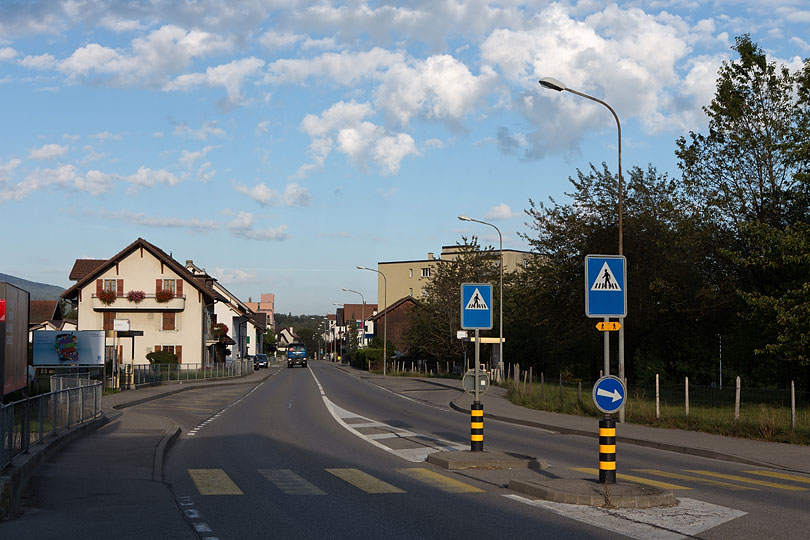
[
  {"xmin": 592, "ymin": 375, "xmax": 626, "ymax": 414},
  {"xmin": 461, "ymin": 283, "xmax": 493, "ymax": 330},
  {"xmin": 585, "ymin": 255, "xmax": 627, "ymax": 318}
]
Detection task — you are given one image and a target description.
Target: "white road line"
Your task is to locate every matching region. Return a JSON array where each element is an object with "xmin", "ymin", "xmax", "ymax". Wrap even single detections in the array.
[
  {"xmin": 309, "ymin": 367, "xmax": 466, "ymax": 462},
  {"xmin": 504, "ymin": 495, "xmax": 746, "ymax": 540}
]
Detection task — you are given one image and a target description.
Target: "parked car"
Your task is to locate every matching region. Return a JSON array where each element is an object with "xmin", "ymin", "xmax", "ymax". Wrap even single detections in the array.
[{"xmin": 254, "ymin": 353, "xmax": 268, "ymax": 369}]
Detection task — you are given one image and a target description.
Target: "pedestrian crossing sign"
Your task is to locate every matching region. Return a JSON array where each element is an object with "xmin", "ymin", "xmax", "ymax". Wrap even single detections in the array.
[
  {"xmin": 585, "ymin": 255, "xmax": 627, "ymax": 318},
  {"xmin": 461, "ymin": 283, "xmax": 493, "ymax": 329}
]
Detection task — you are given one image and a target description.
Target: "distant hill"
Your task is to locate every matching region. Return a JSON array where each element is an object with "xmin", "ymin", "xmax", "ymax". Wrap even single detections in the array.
[{"xmin": 0, "ymin": 273, "xmax": 65, "ymax": 300}]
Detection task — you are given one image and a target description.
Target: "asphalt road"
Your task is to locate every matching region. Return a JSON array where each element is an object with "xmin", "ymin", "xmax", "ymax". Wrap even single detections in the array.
[{"xmin": 151, "ymin": 361, "xmax": 809, "ymax": 539}]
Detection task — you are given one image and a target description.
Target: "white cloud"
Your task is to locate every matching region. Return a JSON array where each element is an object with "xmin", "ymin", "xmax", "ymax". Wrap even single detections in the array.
[
  {"xmin": 1, "ymin": 164, "xmax": 116, "ymax": 202},
  {"xmin": 266, "ymin": 48, "xmax": 403, "ymax": 86},
  {"xmin": 228, "ymin": 210, "xmax": 288, "ymax": 241},
  {"xmin": 255, "ymin": 120, "xmax": 270, "ymax": 136},
  {"xmin": 258, "ymin": 31, "xmax": 303, "ymax": 50},
  {"xmin": 233, "ymin": 181, "xmax": 311, "ymax": 207},
  {"xmin": 173, "ymin": 121, "xmax": 226, "ymax": 140},
  {"xmin": 213, "ymin": 267, "xmax": 257, "ymax": 284},
  {"xmin": 0, "ymin": 47, "xmax": 18, "ymax": 61},
  {"xmin": 58, "ymin": 25, "xmax": 233, "ymax": 87},
  {"xmin": 179, "ymin": 145, "xmax": 215, "ymax": 169},
  {"xmin": 91, "ymin": 131, "xmax": 124, "ymax": 142},
  {"xmin": 88, "ymin": 209, "xmax": 217, "ymax": 230},
  {"xmin": 29, "ymin": 143, "xmax": 69, "ymax": 160},
  {"xmin": 298, "ymin": 100, "xmax": 418, "ymax": 176},
  {"xmin": 165, "ymin": 57, "xmax": 265, "ymax": 105},
  {"xmin": 98, "ymin": 15, "xmax": 144, "ymax": 33},
  {"xmin": 484, "ymin": 203, "xmax": 518, "ymax": 220},
  {"xmin": 126, "ymin": 167, "xmax": 180, "ymax": 187},
  {"xmin": 19, "ymin": 53, "xmax": 56, "ymax": 69}
]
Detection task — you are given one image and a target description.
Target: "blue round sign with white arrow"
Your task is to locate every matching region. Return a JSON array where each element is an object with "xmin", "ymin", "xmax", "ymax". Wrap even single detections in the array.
[{"xmin": 592, "ymin": 375, "xmax": 626, "ymax": 414}]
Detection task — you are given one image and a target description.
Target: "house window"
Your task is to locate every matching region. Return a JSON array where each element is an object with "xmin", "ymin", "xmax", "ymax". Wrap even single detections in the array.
[
  {"xmin": 522, "ymin": 259, "xmax": 528, "ymax": 269},
  {"xmin": 421, "ymin": 267, "xmax": 431, "ymax": 278},
  {"xmin": 409, "ymin": 288, "xmax": 413, "ymax": 296},
  {"xmin": 162, "ymin": 279, "xmax": 176, "ymax": 294},
  {"xmin": 162, "ymin": 312, "xmax": 176, "ymax": 331},
  {"xmin": 409, "ymin": 268, "xmax": 413, "ymax": 278},
  {"xmin": 102, "ymin": 279, "xmax": 117, "ymax": 292}
]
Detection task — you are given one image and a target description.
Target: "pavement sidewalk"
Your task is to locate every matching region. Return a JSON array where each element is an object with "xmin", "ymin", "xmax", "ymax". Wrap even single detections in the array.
[{"xmin": 350, "ymin": 368, "xmax": 810, "ymax": 475}]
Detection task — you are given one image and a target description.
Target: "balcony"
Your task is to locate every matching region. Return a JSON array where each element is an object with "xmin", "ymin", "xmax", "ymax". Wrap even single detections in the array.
[{"xmin": 92, "ymin": 294, "xmax": 186, "ymax": 311}]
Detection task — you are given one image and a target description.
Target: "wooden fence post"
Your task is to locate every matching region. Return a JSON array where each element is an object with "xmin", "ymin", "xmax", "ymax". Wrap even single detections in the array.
[
  {"xmin": 791, "ymin": 380, "xmax": 796, "ymax": 430},
  {"xmin": 734, "ymin": 376, "xmax": 741, "ymax": 422},
  {"xmin": 655, "ymin": 374, "xmax": 660, "ymax": 420},
  {"xmin": 685, "ymin": 376, "xmax": 689, "ymax": 417}
]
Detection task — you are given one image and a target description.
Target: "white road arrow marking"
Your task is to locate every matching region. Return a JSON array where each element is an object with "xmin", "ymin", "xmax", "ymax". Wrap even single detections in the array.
[{"xmin": 597, "ymin": 388, "xmax": 622, "ymax": 402}]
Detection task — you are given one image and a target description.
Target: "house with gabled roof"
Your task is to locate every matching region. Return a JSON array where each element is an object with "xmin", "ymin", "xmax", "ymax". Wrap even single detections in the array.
[{"xmin": 61, "ymin": 238, "xmax": 223, "ymax": 366}]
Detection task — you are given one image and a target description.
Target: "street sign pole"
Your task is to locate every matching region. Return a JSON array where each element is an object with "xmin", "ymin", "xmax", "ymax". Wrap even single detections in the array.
[
  {"xmin": 603, "ymin": 317, "xmax": 610, "ymax": 378},
  {"xmin": 474, "ymin": 329, "xmax": 480, "ymax": 403}
]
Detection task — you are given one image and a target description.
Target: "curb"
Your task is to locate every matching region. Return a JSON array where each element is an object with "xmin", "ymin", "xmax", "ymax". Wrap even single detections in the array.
[{"xmin": 153, "ymin": 425, "xmax": 182, "ymax": 483}]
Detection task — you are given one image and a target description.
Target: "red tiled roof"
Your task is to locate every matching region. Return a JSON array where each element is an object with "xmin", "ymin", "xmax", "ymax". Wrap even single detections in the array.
[
  {"xmin": 69, "ymin": 259, "xmax": 107, "ymax": 281},
  {"xmin": 30, "ymin": 300, "xmax": 60, "ymax": 323}
]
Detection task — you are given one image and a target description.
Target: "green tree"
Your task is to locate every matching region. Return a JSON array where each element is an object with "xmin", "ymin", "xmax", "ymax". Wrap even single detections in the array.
[{"xmin": 676, "ymin": 35, "xmax": 810, "ymax": 387}]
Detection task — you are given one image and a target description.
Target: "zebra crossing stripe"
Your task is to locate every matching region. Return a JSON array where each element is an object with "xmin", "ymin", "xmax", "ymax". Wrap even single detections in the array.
[
  {"xmin": 326, "ymin": 468, "xmax": 405, "ymax": 493},
  {"xmin": 188, "ymin": 469, "xmax": 243, "ymax": 495},
  {"xmin": 570, "ymin": 467, "xmax": 691, "ymax": 490},
  {"xmin": 397, "ymin": 468, "xmax": 484, "ymax": 493},
  {"xmin": 258, "ymin": 469, "xmax": 327, "ymax": 495},
  {"xmin": 742, "ymin": 470, "xmax": 810, "ymax": 484},
  {"xmin": 685, "ymin": 470, "xmax": 808, "ymax": 491},
  {"xmin": 631, "ymin": 469, "xmax": 758, "ymax": 491}
]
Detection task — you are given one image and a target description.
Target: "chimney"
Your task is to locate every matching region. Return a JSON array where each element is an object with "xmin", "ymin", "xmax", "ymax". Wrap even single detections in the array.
[{"xmin": 428, "ymin": 252, "xmax": 434, "ymax": 260}]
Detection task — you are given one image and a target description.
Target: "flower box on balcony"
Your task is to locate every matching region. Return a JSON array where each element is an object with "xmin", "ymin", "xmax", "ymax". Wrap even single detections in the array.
[
  {"xmin": 156, "ymin": 289, "xmax": 174, "ymax": 303},
  {"xmin": 97, "ymin": 289, "xmax": 117, "ymax": 305},
  {"xmin": 126, "ymin": 290, "xmax": 146, "ymax": 304}
]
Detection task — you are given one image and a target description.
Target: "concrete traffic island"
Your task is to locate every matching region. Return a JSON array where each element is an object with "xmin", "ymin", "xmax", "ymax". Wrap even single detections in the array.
[
  {"xmin": 427, "ymin": 450, "xmax": 545, "ymax": 470},
  {"xmin": 509, "ymin": 477, "xmax": 677, "ymax": 509}
]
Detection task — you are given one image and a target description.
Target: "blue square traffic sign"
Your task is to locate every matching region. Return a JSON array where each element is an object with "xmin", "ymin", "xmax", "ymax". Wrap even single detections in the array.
[
  {"xmin": 461, "ymin": 283, "xmax": 492, "ymax": 330},
  {"xmin": 585, "ymin": 255, "xmax": 627, "ymax": 318}
]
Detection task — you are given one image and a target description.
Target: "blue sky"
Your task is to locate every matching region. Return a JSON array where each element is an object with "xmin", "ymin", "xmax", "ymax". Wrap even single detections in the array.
[{"xmin": 2, "ymin": 1, "xmax": 809, "ymax": 315}]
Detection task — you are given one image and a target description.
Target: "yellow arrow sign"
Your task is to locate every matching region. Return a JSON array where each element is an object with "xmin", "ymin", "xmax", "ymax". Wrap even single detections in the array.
[{"xmin": 596, "ymin": 322, "xmax": 622, "ymax": 332}]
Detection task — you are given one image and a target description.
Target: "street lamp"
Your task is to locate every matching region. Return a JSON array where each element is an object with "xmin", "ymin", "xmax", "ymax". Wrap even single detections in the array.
[
  {"xmin": 539, "ymin": 76, "xmax": 626, "ymax": 414},
  {"xmin": 458, "ymin": 215, "xmax": 504, "ymax": 383},
  {"xmin": 357, "ymin": 265, "xmax": 387, "ymax": 376},
  {"xmin": 342, "ymin": 288, "xmax": 366, "ymax": 348}
]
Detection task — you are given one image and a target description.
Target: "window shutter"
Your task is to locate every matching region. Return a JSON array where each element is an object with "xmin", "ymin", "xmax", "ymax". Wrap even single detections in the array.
[
  {"xmin": 155, "ymin": 345, "xmax": 161, "ymax": 352},
  {"xmin": 176, "ymin": 345, "xmax": 182, "ymax": 364},
  {"xmin": 117, "ymin": 279, "xmax": 124, "ymax": 296},
  {"xmin": 177, "ymin": 279, "xmax": 183, "ymax": 297},
  {"xmin": 156, "ymin": 279, "xmax": 162, "ymax": 293},
  {"xmin": 96, "ymin": 279, "xmax": 103, "ymax": 296},
  {"xmin": 162, "ymin": 312, "xmax": 175, "ymax": 331},
  {"xmin": 103, "ymin": 311, "xmax": 115, "ymax": 330}
]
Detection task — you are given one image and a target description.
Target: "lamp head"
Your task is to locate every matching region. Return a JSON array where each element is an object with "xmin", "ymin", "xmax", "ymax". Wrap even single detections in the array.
[
  {"xmin": 539, "ymin": 77, "xmax": 566, "ymax": 92},
  {"xmin": 356, "ymin": 265, "xmax": 366, "ymax": 270},
  {"xmin": 458, "ymin": 215, "xmax": 471, "ymax": 221}
]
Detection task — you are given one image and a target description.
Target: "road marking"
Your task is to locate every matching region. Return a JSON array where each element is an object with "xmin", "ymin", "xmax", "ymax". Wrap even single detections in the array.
[
  {"xmin": 631, "ymin": 469, "xmax": 757, "ymax": 491},
  {"xmin": 188, "ymin": 469, "xmax": 244, "ymax": 495},
  {"xmin": 309, "ymin": 368, "xmax": 466, "ymax": 462},
  {"xmin": 258, "ymin": 469, "xmax": 326, "ymax": 495},
  {"xmin": 685, "ymin": 470, "xmax": 808, "ymax": 491},
  {"xmin": 742, "ymin": 470, "xmax": 810, "ymax": 484},
  {"xmin": 570, "ymin": 468, "xmax": 691, "ymax": 490},
  {"xmin": 505, "ymin": 495, "xmax": 746, "ymax": 540},
  {"xmin": 397, "ymin": 468, "xmax": 484, "ymax": 493},
  {"xmin": 326, "ymin": 468, "xmax": 405, "ymax": 494}
]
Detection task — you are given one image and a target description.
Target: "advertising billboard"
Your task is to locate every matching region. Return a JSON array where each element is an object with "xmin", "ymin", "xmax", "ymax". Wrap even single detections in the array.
[
  {"xmin": 1, "ymin": 282, "xmax": 30, "ymax": 396},
  {"xmin": 32, "ymin": 330, "xmax": 106, "ymax": 366}
]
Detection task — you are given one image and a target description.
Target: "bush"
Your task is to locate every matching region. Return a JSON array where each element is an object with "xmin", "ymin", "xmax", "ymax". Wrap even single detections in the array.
[
  {"xmin": 146, "ymin": 350, "xmax": 178, "ymax": 364},
  {"xmin": 355, "ymin": 348, "xmax": 383, "ymax": 371}
]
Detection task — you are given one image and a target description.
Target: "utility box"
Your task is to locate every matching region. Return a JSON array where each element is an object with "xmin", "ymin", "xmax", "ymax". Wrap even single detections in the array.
[{"xmin": 1, "ymin": 282, "xmax": 30, "ymax": 396}]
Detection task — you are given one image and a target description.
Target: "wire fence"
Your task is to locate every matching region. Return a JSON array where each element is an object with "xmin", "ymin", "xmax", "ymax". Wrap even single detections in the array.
[
  {"xmin": 1, "ymin": 377, "xmax": 103, "ymax": 471},
  {"xmin": 132, "ymin": 359, "xmax": 253, "ymax": 386}
]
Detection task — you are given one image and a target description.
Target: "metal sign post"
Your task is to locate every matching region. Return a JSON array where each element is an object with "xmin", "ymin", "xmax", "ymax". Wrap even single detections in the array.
[{"xmin": 461, "ymin": 283, "xmax": 492, "ymax": 452}]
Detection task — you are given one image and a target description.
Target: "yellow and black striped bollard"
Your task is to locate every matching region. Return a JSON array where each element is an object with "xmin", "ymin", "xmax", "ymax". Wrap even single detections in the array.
[
  {"xmin": 599, "ymin": 417, "xmax": 616, "ymax": 483},
  {"xmin": 470, "ymin": 401, "xmax": 484, "ymax": 451}
]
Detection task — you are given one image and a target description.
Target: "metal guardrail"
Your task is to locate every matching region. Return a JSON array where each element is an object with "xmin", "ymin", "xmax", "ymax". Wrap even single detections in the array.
[
  {"xmin": 132, "ymin": 359, "xmax": 253, "ymax": 386},
  {"xmin": 1, "ymin": 378, "xmax": 103, "ymax": 471}
]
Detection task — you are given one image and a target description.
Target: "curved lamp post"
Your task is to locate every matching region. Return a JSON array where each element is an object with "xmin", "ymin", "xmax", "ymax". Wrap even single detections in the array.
[
  {"xmin": 357, "ymin": 265, "xmax": 387, "ymax": 376},
  {"xmin": 539, "ymin": 76, "xmax": 625, "ymax": 417},
  {"xmin": 342, "ymin": 288, "xmax": 366, "ymax": 347},
  {"xmin": 458, "ymin": 215, "xmax": 504, "ymax": 382}
]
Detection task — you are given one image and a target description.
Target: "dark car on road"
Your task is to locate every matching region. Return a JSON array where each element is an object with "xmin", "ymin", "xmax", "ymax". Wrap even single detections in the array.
[{"xmin": 254, "ymin": 353, "xmax": 268, "ymax": 369}]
